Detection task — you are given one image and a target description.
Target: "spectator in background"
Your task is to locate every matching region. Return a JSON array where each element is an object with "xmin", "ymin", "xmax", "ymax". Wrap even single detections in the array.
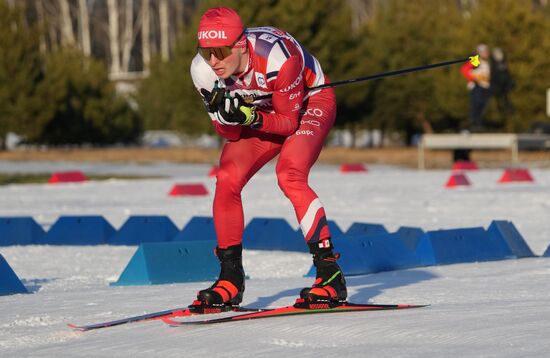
[
  {"xmin": 461, "ymin": 44, "xmax": 491, "ymax": 132},
  {"xmin": 490, "ymin": 47, "xmax": 515, "ymax": 119}
]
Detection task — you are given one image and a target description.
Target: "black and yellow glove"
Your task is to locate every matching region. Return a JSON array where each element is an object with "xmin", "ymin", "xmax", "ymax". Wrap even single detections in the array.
[
  {"xmin": 200, "ymin": 80, "xmax": 225, "ymax": 113},
  {"xmin": 217, "ymin": 92, "xmax": 261, "ymax": 127}
]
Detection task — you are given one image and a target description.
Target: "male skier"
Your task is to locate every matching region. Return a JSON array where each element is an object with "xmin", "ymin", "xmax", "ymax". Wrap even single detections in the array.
[{"xmin": 190, "ymin": 7, "xmax": 346, "ymax": 308}]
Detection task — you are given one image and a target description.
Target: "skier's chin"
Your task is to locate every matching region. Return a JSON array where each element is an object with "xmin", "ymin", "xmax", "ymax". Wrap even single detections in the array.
[
  {"xmin": 214, "ymin": 67, "xmax": 237, "ymax": 80},
  {"xmin": 213, "ymin": 67, "xmax": 226, "ymax": 77}
]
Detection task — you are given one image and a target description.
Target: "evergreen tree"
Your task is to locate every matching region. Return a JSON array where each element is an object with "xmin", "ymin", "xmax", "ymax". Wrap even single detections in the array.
[
  {"xmin": 359, "ymin": 0, "xmax": 465, "ymax": 143},
  {"xmin": 31, "ymin": 48, "xmax": 142, "ymax": 145},
  {"xmin": 136, "ymin": 0, "xmax": 359, "ymax": 137},
  {"xmin": 233, "ymin": 0, "xmax": 361, "ymax": 133},
  {"xmin": 121, "ymin": 1, "xmax": 550, "ymax": 140},
  {"xmin": 0, "ymin": 2, "xmax": 42, "ymax": 149}
]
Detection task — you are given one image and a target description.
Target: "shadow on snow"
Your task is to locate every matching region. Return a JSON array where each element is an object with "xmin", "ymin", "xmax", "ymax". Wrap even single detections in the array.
[{"xmin": 246, "ymin": 268, "xmax": 438, "ymax": 308}]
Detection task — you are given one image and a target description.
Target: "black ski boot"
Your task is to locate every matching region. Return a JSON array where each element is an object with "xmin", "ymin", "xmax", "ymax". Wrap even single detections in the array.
[
  {"xmin": 193, "ymin": 244, "xmax": 245, "ymax": 309},
  {"xmin": 300, "ymin": 239, "xmax": 347, "ymax": 303}
]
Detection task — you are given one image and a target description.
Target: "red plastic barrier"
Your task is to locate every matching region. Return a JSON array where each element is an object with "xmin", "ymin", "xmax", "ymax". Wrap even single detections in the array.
[
  {"xmin": 169, "ymin": 183, "xmax": 209, "ymax": 196},
  {"xmin": 208, "ymin": 165, "xmax": 219, "ymax": 177},
  {"xmin": 445, "ymin": 172, "xmax": 471, "ymax": 188},
  {"xmin": 452, "ymin": 160, "xmax": 479, "ymax": 171},
  {"xmin": 48, "ymin": 171, "xmax": 88, "ymax": 184},
  {"xmin": 340, "ymin": 163, "xmax": 368, "ymax": 173},
  {"xmin": 498, "ymin": 168, "xmax": 534, "ymax": 183}
]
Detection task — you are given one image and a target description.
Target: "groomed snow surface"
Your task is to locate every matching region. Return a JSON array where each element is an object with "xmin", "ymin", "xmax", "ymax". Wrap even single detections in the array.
[{"xmin": 1, "ymin": 161, "xmax": 550, "ymax": 357}]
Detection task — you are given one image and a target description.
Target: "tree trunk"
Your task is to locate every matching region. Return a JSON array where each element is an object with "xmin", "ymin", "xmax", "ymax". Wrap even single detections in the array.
[
  {"xmin": 121, "ymin": 0, "xmax": 133, "ymax": 72},
  {"xmin": 41, "ymin": 0, "xmax": 59, "ymax": 50},
  {"xmin": 59, "ymin": 0, "xmax": 75, "ymax": 46},
  {"xmin": 159, "ymin": 0, "xmax": 169, "ymax": 61},
  {"xmin": 142, "ymin": 0, "xmax": 151, "ymax": 70},
  {"xmin": 171, "ymin": 0, "xmax": 183, "ymax": 49},
  {"xmin": 346, "ymin": 0, "xmax": 369, "ymax": 31},
  {"xmin": 35, "ymin": 0, "xmax": 48, "ymax": 53},
  {"xmin": 174, "ymin": 0, "xmax": 184, "ymax": 34},
  {"xmin": 108, "ymin": 0, "xmax": 121, "ymax": 75},
  {"xmin": 78, "ymin": 0, "xmax": 91, "ymax": 56}
]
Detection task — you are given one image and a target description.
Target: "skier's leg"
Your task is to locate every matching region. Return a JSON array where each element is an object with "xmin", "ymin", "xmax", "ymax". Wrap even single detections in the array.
[
  {"xmin": 275, "ymin": 88, "xmax": 346, "ymax": 301},
  {"xmin": 196, "ymin": 130, "xmax": 283, "ymax": 306},
  {"xmin": 214, "ymin": 131, "xmax": 283, "ymax": 248},
  {"xmin": 276, "ymin": 88, "xmax": 336, "ymax": 245}
]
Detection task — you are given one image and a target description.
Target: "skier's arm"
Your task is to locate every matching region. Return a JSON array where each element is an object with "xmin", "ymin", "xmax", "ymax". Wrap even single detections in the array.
[{"xmin": 255, "ymin": 55, "xmax": 304, "ymax": 136}]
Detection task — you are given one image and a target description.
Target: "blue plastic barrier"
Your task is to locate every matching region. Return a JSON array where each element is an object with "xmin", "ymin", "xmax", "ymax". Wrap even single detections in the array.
[
  {"xmin": 425, "ymin": 227, "xmax": 513, "ymax": 265},
  {"xmin": 486, "ymin": 220, "xmax": 535, "ymax": 258},
  {"xmin": 109, "ymin": 216, "xmax": 179, "ymax": 245},
  {"xmin": 173, "ymin": 216, "xmax": 217, "ymax": 242},
  {"xmin": 0, "ymin": 254, "xmax": 28, "ymax": 295},
  {"xmin": 345, "ymin": 222, "xmax": 388, "ymax": 236},
  {"xmin": 327, "ymin": 220, "xmax": 344, "ymax": 237},
  {"xmin": 309, "ymin": 232, "xmax": 424, "ymax": 277},
  {"xmin": 411, "ymin": 234, "xmax": 437, "ymax": 266},
  {"xmin": 39, "ymin": 216, "xmax": 115, "ymax": 245},
  {"xmin": 395, "ymin": 226, "xmax": 425, "ymax": 251},
  {"xmin": 243, "ymin": 217, "xmax": 307, "ymax": 252},
  {"xmin": 394, "ymin": 226, "xmax": 436, "ymax": 266},
  {"xmin": 111, "ymin": 240, "xmax": 219, "ymax": 285},
  {"xmin": 0, "ymin": 217, "xmax": 45, "ymax": 246}
]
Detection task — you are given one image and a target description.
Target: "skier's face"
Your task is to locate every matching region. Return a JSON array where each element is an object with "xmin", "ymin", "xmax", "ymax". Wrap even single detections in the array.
[
  {"xmin": 199, "ymin": 31, "xmax": 247, "ymax": 79},
  {"xmin": 204, "ymin": 47, "xmax": 247, "ymax": 79}
]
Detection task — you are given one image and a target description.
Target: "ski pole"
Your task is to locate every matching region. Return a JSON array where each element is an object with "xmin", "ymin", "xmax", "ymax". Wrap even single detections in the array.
[{"xmin": 246, "ymin": 55, "xmax": 480, "ymax": 103}]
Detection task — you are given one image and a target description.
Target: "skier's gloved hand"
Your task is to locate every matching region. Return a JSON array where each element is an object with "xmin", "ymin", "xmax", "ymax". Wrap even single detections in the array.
[
  {"xmin": 216, "ymin": 92, "xmax": 261, "ymax": 127},
  {"xmin": 200, "ymin": 80, "xmax": 225, "ymax": 113}
]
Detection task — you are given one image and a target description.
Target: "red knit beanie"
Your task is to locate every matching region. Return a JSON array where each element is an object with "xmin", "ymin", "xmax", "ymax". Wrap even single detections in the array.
[{"xmin": 198, "ymin": 7, "xmax": 245, "ymax": 48}]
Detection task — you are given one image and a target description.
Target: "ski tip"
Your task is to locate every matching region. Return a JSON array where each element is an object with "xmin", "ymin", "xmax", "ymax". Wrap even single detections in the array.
[
  {"xmin": 67, "ymin": 323, "xmax": 88, "ymax": 331},
  {"xmin": 160, "ymin": 317, "xmax": 182, "ymax": 326},
  {"xmin": 398, "ymin": 303, "xmax": 430, "ymax": 309}
]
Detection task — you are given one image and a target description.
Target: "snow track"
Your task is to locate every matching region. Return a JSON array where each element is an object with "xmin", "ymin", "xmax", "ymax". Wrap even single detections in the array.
[{"xmin": 1, "ymin": 162, "xmax": 549, "ymax": 357}]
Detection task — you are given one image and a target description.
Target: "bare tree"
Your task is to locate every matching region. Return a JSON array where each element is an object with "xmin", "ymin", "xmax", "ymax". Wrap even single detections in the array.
[
  {"xmin": 41, "ymin": 0, "xmax": 60, "ymax": 50},
  {"xmin": 108, "ymin": 0, "xmax": 121, "ymax": 74},
  {"xmin": 174, "ymin": 0, "xmax": 185, "ymax": 34},
  {"xmin": 347, "ymin": 0, "xmax": 376, "ymax": 31},
  {"xmin": 8, "ymin": 0, "xmax": 198, "ymax": 74},
  {"xmin": 59, "ymin": 0, "xmax": 75, "ymax": 45},
  {"xmin": 171, "ymin": 0, "xmax": 186, "ymax": 50},
  {"xmin": 35, "ymin": 0, "xmax": 48, "ymax": 53},
  {"xmin": 142, "ymin": 0, "xmax": 151, "ymax": 70},
  {"xmin": 78, "ymin": 0, "xmax": 91, "ymax": 55},
  {"xmin": 159, "ymin": 0, "xmax": 169, "ymax": 61},
  {"xmin": 121, "ymin": 0, "xmax": 133, "ymax": 71}
]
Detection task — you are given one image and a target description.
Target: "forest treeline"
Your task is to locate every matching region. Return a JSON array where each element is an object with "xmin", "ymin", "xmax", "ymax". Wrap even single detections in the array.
[{"xmin": 1, "ymin": 0, "xmax": 549, "ymax": 148}]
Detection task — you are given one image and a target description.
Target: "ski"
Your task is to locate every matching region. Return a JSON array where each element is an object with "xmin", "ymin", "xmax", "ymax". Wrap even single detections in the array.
[
  {"xmin": 68, "ymin": 305, "xmax": 262, "ymax": 331},
  {"xmin": 163, "ymin": 300, "xmax": 428, "ymax": 326}
]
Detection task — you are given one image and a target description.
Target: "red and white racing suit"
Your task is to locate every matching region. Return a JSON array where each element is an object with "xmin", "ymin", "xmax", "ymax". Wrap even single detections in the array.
[{"xmin": 191, "ymin": 27, "xmax": 337, "ymax": 249}]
